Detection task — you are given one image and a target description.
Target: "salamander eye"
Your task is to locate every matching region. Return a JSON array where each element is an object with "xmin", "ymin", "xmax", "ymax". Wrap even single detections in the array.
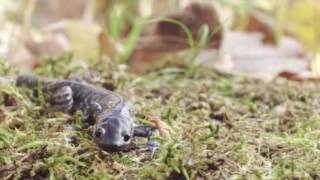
[
  {"xmin": 123, "ymin": 134, "xmax": 131, "ymax": 142},
  {"xmin": 94, "ymin": 127, "xmax": 106, "ymax": 138}
]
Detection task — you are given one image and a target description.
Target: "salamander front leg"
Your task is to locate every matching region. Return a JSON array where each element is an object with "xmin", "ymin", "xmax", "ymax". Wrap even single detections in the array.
[
  {"xmin": 134, "ymin": 125, "xmax": 156, "ymax": 138},
  {"xmin": 134, "ymin": 116, "xmax": 166, "ymax": 154},
  {"xmin": 134, "ymin": 115, "xmax": 166, "ymax": 138},
  {"xmin": 137, "ymin": 140, "xmax": 160, "ymax": 158},
  {"xmin": 134, "ymin": 125, "xmax": 159, "ymax": 155},
  {"xmin": 49, "ymin": 86, "xmax": 74, "ymax": 112}
]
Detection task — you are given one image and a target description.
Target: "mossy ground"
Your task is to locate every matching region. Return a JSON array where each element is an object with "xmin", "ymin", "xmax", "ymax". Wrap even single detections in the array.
[{"xmin": 1, "ymin": 58, "xmax": 320, "ymax": 179}]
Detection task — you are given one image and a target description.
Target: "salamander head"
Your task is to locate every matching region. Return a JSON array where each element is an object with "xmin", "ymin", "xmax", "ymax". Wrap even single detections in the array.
[{"xmin": 93, "ymin": 105, "xmax": 134, "ymax": 151}]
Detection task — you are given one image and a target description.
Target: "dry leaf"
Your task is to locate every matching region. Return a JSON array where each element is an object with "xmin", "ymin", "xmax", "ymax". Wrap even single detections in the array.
[
  {"xmin": 25, "ymin": 33, "xmax": 70, "ymax": 57},
  {"xmin": 98, "ymin": 32, "xmax": 117, "ymax": 61},
  {"xmin": 194, "ymin": 49, "xmax": 233, "ymax": 73},
  {"xmin": 128, "ymin": 2, "xmax": 224, "ymax": 74},
  {"xmin": 311, "ymin": 53, "xmax": 320, "ymax": 76},
  {"xmin": 33, "ymin": 0, "xmax": 85, "ymax": 27},
  {"xmin": 62, "ymin": 20, "xmax": 102, "ymax": 61},
  {"xmin": 244, "ymin": 10, "xmax": 297, "ymax": 45},
  {"xmin": 245, "ymin": 11, "xmax": 278, "ymax": 44},
  {"xmin": 278, "ymin": 71, "xmax": 320, "ymax": 82},
  {"xmin": 225, "ymin": 31, "xmax": 312, "ymax": 81},
  {"xmin": 9, "ymin": 44, "xmax": 39, "ymax": 72}
]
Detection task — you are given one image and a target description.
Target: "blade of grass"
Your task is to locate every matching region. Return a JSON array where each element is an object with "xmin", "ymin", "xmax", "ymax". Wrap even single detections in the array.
[
  {"xmin": 17, "ymin": 140, "xmax": 55, "ymax": 152},
  {"xmin": 145, "ymin": 17, "xmax": 195, "ymax": 49},
  {"xmin": 121, "ymin": 18, "xmax": 144, "ymax": 62},
  {"xmin": 275, "ymin": 0, "xmax": 288, "ymax": 43},
  {"xmin": 57, "ymin": 155, "xmax": 86, "ymax": 167},
  {"xmin": 198, "ymin": 124, "xmax": 220, "ymax": 141},
  {"xmin": 181, "ymin": 166, "xmax": 190, "ymax": 180}
]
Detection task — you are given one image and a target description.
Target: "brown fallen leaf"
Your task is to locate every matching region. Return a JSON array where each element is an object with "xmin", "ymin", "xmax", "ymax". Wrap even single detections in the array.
[
  {"xmin": 225, "ymin": 31, "xmax": 313, "ymax": 81},
  {"xmin": 9, "ymin": 44, "xmax": 39, "ymax": 72},
  {"xmin": 8, "ymin": 31, "xmax": 70, "ymax": 72},
  {"xmin": 45, "ymin": 20, "xmax": 104, "ymax": 61},
  {"xmin": 244, "ymin": 11, "xmax": 294, "ymax": 45},
  {"xmin": 145, "ymin": 115, "xmax": 169, "ymax": 139},
  {"xmin": 41, "ymin": 19, "xmax": 118, "ymax": 63},
  {"xmin": 98, "ymin": 32, "xmax": 117, "ymax": 61},
  {"xmin": 33, "ymin": 0, "xmax": 85, "ymax": 27},
  {"xmin": 25, "ymin": 33, "xmax": 70, "ymax": 58},
  {"xmin": 245, "ymin": 11, "xmax": 278, "ymax": 44},
  {"xmin": 197, "ymin": 50, "xmax": 233, "ymax": 72},
  {"xmin": 128, "ymin": 2, "xmax": 224, "ymax": 74},
  {"xmin": 2, "ymin": 0, "xmax": 103, "ymax": 71},
  {"xmin": 278, "ymin": 71, "xmax": 320, "ymax": 82}
]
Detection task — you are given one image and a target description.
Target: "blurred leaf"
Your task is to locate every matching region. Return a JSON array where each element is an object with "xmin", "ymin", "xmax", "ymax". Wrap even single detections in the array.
[
  {"xmin": 98, "ymin": 32, "xmax": 117, "ymax": 60},
  {"xmin": 245, "ymin": 11, "xmax": 278, "ymax": 44},
  {"xmin": 311, "ymin": 53, "xmax": 320, "ymax": 76},
  {"xmin": 128, "ymin": 2, "xmax": 223, "ymax": 73},
  {"xmin": 64, "ymin": 21, "xmax": 101, "ymax": 61},
  {"xmin": 32, "ymin": 0, "xmax": 85, "ymax": 27},
  {"xmin": 288, "ymin": 0, "xmax": 319, "ymax": 50},
  {"xmin": 278, "ymin": 71, "xmax": 320, "ymax": 82},
  {"xmin": 26, "ymin": 33, "xmax": 70, "ymax": 58},
  {"xmin": 224, "ymin": 31, "xmax": 312, "ymax": 81}
]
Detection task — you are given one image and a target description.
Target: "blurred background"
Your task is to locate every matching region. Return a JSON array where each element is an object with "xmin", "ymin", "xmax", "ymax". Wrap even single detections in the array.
[{"xmin": 0, "ymin": 0, "xmax": 319, "ymax": 81}]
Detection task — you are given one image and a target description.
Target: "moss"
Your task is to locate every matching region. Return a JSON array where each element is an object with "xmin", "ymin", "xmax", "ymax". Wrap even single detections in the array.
[{"xmin": 1, "ymin": 58, "xmax": 320, "ymax": 179}]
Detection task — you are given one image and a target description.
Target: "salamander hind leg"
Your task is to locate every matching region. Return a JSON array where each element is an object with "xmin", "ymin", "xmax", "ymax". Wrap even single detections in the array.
[
  {"xmin": 82, "ymin": 102, "xmax": 102, "ymax": 125},
  {"xmin": 49, "ymin": 86, "xmax": 74, "ymax": 112},
  {"xmin": 88, "ymin": 102, "xmax": 102, "ymax": 117}
]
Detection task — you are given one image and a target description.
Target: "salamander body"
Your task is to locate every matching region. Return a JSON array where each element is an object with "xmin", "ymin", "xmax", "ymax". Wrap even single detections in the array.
[{"xmin": 15, "ymin": 75, "xmax": 157, "ymax": 151}]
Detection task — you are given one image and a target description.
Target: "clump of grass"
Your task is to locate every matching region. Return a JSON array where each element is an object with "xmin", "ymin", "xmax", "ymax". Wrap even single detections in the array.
[{"xmin": 1, "ymin": 56, "xmax": 320, "ymax": 179}]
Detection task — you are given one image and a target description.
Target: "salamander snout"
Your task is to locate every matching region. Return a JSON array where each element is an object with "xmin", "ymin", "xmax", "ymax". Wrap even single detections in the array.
[
  {"xmin": 93, "ymin": 117, "xmax": 134, "ymax": 151},
  {"xmin": 94, "ymin": 127, "xmax": 131, "ymax": 142}
]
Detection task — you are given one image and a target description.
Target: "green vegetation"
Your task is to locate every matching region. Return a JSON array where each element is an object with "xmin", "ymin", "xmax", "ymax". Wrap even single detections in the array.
[
  {"xmin": 0, "ymin": 0, "xmax": 320, "ymax": 179},
  {"xmin": 1, "ymin": 58, "xmax": 320, "ymax": 179}
]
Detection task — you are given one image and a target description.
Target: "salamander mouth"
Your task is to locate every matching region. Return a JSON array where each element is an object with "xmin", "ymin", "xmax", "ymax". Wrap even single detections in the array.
[{"xmin": 97, "ymin": 143, "xmax": 131, "ymax": 152}]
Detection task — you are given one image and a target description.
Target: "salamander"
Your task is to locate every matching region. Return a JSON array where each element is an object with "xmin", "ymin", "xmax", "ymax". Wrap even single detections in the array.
[{"xmin": 15, "ymin": 75, "xmax": 160, "ymax": 152}]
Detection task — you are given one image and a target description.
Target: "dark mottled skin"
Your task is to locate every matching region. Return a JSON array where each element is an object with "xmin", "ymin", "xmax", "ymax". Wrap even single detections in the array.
[{"xmin": 15, "ymin": 75, "xmax": 157, "ymax": 151}]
